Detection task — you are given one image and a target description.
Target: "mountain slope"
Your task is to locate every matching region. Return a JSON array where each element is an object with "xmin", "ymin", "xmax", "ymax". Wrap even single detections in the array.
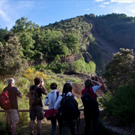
[{"xmin": 43, "ymin": 13, "xmax": 135, "ymax": 73}]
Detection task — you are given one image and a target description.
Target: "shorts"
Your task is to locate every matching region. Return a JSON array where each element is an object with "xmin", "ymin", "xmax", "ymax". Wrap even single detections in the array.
[
  {"xmin": 30, "ymin": 106, "xmax": 44, "ymax": 121},
  {"xmin": 6, "ymin": 109, "xmax": 19, "ymax": 124}
]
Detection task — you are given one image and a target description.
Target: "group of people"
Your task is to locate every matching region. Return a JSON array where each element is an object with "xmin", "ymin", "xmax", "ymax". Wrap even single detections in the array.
[{"xmin": 2, "ymin": 76, "xmax": 102, "ymax": 135}]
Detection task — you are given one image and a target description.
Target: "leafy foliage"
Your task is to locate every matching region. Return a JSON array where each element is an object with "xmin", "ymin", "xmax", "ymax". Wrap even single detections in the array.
[
  {"xmin": 71, "ymin": 57, "xmax": 96, "ymax": 74},
  {"xmin": 1, "ymin": 13, "xmax": 135, "ymax": 75},
  {"xmin": 0, "ymin": 28, "xmax": 8, "ymax": 44},
  {"xmin": 19, "ymin": 33, "xmax": 35, "ymax": 59},
  {"xmin": 100, "ymin": 82, "xmax": 135, "ymax": 126},
  {"xmin": 112, "ymin": 85, "xmax": 135, "ymax": 125},
  {"xmin": 11, "ymin": 17, "xmax": 81, "ymax": 61},
  {"xmin": 12, "ymin": 17, "xmax": 40, "ymax": 34},
  {"xmin": 100, "ymin": 48, "xmax": 135, "ymax": 126},
  {"xmin": 48, "ymin": 55, "xmax": 69, "ymax": 73},
  {"xmin": 103, "ymin": 48, "xmax": 135, "ymax": 93},
  {"xmin": 0, "ymin": 32, "xmax": 27, "ymax": 76},
  {"xmin": 12, "ymin": 17, "xmax": 39, "ymax": 59},
  {"xmin": 33, "ymin": 29, "xmax": 79, "ymax": 59}
]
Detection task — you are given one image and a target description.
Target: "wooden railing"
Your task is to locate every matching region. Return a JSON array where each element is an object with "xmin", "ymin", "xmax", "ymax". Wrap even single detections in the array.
[{"xmin": 0, "ymin": 109, "xmax": 84, "ymax": 112}]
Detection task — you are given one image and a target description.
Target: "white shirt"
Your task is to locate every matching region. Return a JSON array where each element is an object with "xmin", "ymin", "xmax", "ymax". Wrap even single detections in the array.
[{"xmin": 44, "ymin": 89, "xmax": 62, "ymax": 109}]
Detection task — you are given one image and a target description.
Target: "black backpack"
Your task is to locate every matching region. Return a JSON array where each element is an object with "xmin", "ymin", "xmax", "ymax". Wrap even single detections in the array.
[
  {"xmin": 81, "ymin": 87, "xmax": 98, "ymax": 113},
  {"xmin": 28, "ymin": 86, "xmax": 39, "ymax": 106},
  {"xmin": 60, "ymin": 95, "xmax": 80, "ymax": 120}
]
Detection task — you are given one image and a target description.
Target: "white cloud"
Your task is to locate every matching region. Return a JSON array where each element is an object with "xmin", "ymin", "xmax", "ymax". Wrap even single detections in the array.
[
  {"xmin": 19, "ymin": 0, "xmax": 34, "ymax": 8},
  {"xmin": 0, "ymin": 10, "xmax": 6, "ymax": 19},
  {"xmin": 0, "ymin": 0, "xmax": 35, "ymax": 29},
  {"xmin": 0, "ymin": 10, "xmax": 10, "ymax": 23},
  {"xmin": 94, "ymin": 0, "xmax": 105, "ymax": 2},
  {"xmin": 0, "ymin": 0, "xmax": 11, "ymax": 24},
  {"xmin": 85, "ymin": 8, "xmax": 90, "ymax": 11},
  {"xmin": 111, "ymin": 0, "xmax": 135, "ymax": 3},
  {"xmin": 131, "ymin": 10, "xmax": 135, "ymax": 13},
  {"xmin": 103, "ymin": 2, "xmax": 110, "ymax": 4},
  {"xmin": 106, "ymin": 2, "xmax": 135, "ymax": 17},
  {"xmin": 99, "ymin": 4, "xmax": 106, "ymax": 8}
]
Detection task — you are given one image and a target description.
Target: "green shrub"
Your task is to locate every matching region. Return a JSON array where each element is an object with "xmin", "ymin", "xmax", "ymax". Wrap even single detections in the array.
[
  {"xmin": 99, "ymin": 92, "xmax": 114, "ymax": 114},
  {"xmin": 48, "ymin": 61, "xmax": 69, "ymax": 73},
  {"xmin": 33, "ymin": 63, "xmax": 47, "ymax": 72},
  {"xmin": 100, "ymin": 84, "xmax": 135, "ymax": 126},
  {"xmin": 112, "ymin": 85, "xmax": 135, "ymax": 125},
  {"xmin": 71, "ymin": 57, "xmax": 96, "ymax": 74},
  {"xmin": 0, "ymin": 81, "xmax": 5, "ymax": 93},
  {"xmin": 16, "ymin": 77, "xmax": 30, "ymax": 89}
]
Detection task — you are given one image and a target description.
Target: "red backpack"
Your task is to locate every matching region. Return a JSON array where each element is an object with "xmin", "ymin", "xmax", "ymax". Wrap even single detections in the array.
[{"xmin": 0, "ymin": 90, "xmax": 11, "ymax": 110}]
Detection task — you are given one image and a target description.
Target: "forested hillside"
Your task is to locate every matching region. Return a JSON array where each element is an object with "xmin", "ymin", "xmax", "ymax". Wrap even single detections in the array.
[
  {"xmin": 0, "ymin": 13, "xmax": 135, "ymax": 76},
  {"xmin": 1, "ymin": 13, "xmax": 135, "ymax": 134},
  {"xmin": 43, "ymin": 13, "xmax": 135, "ymax": 73}
]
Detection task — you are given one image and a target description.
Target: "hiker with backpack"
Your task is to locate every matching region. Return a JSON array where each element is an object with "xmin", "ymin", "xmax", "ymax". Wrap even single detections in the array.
[
  {"xmin": 44, "ymin": 82, "xmax": 62, "ymax": 135},
  {"xmin": 54, "ymin": 82, "xmax": 80, "ymax": 135},
  {"xmin": 81, "ymin": 79, "xmax": 102, "ymax": 135},
  {"xmin": 28, "ymin": 77, "xmax": 47, "ymax": 135},
  {"xmin": 1, "ymin": 78, "xmax": 22, "ymax": 135}
]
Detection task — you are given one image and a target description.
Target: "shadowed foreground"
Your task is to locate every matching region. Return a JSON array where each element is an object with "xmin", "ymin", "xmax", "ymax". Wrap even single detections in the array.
[
  {"xmin": 16, "ymin": 112, "xmax": 118, "ymax": 135},
  {"xmin": 0, "ymin": 112, "xmax": 119, "ymax": 135}
]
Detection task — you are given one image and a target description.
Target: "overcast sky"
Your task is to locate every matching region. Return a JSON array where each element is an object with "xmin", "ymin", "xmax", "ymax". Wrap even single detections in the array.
[{"xmin": 0, "ymin": 0, "xmax": 135, "ymax": 30}]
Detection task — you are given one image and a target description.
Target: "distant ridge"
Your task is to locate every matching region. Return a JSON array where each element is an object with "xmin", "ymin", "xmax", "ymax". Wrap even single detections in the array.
[{"xmin": 43, "ymin": 13, "xmax": 135, "ymax": 73}]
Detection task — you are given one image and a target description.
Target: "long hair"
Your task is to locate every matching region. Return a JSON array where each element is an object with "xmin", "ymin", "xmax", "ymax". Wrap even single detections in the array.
[{"xmin": 62, "ymin": 83, "xmax": 72, "ymax": 95}]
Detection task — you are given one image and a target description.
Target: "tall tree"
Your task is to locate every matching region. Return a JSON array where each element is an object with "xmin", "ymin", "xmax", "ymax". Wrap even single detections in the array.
[
  {"xmin": 103, "ymin": 48, "xmax": 135, "ymax": 94},
  {"xmin": 34, "ymin": 29, "xmax": 70, "ymax": 58},
  {"xmin": 0, "ymin": 32, "xmax": 27, "ymax": 76},
  {"xmin": 12, "ymin": 17, "xmax": 40, "ymax": 34},
  {"xmin": 12, "ymin": 17, "xmax": 39, "ymax": 59},
  {"xmin": 0, "ymin": 28, "xmax": 8, "ymax": 43},
  {"xmin": 64, "ymin": 33, "xmax": 79, "ymax": 54}
]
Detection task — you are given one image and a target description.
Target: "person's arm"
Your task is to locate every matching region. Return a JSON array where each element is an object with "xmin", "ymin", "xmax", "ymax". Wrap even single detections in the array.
[
  {"xmin": 16, "ymin": 88, "xmax": 22, "ymax": 98},
  {"xmin": 44, "ymin": 95, "xmax": 49, "ymax": 106},
  {"xmin": 19, "ymin": 94, "xmax": 22, "ymax": 98},
  {"xmin": 92, "ymin": 80, "xmax": 102, "ymax": 93},
  {"xmin": 40, "ymin": 79, "xmax": 47, "ymax": 95},
  {"xmin": 54, "ymin": 94, "xmax": 63, "ymax": 110},
  {"xmin": 40, "ymin": 85, "xmax": 47, "ymax": 95},
  {"xmin": 92, "ymin": 80, "xmax": 102, "ymax": 87}
]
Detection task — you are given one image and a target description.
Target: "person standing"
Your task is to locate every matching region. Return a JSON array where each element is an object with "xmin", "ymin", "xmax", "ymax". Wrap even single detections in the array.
[
  {"xmin": 44, "ymin": 83, "xmax": 62, "ymax": 135},
  {"xmin": 29, "ymin": 77, "xmax": 47, "ymax": 135},
  {"xmin": 3, "ymin": 78, "xmax": 22, "ymax": 135},
  {"xmin": 54, "ymin": 82, "xmax": 79, "ymax": 135},
  {"xmin": 81, "ymin": 79, "xmax": 102, "ymax": 135}
]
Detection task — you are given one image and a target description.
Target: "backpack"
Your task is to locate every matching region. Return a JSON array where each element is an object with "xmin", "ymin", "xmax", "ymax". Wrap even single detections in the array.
[
  {"xmin": 0, "ymin": 90, "xmax": 11, "ymax": 110},
  {"xmin": 60, "ymin": 95, "xmax": 80, "ymax": 120},
  {"xmin": 27, "ymin": 87, "xmax": 39, "ymax": 106},
  {"xmin": 81, "ymin": 87, "xmax": 98, "ymax": 113}
]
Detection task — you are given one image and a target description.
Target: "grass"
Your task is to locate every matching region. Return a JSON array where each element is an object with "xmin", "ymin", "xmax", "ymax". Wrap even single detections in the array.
[{"xmin": 0, "ymin": 112, "xmax": 120, "ymax": 135}]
